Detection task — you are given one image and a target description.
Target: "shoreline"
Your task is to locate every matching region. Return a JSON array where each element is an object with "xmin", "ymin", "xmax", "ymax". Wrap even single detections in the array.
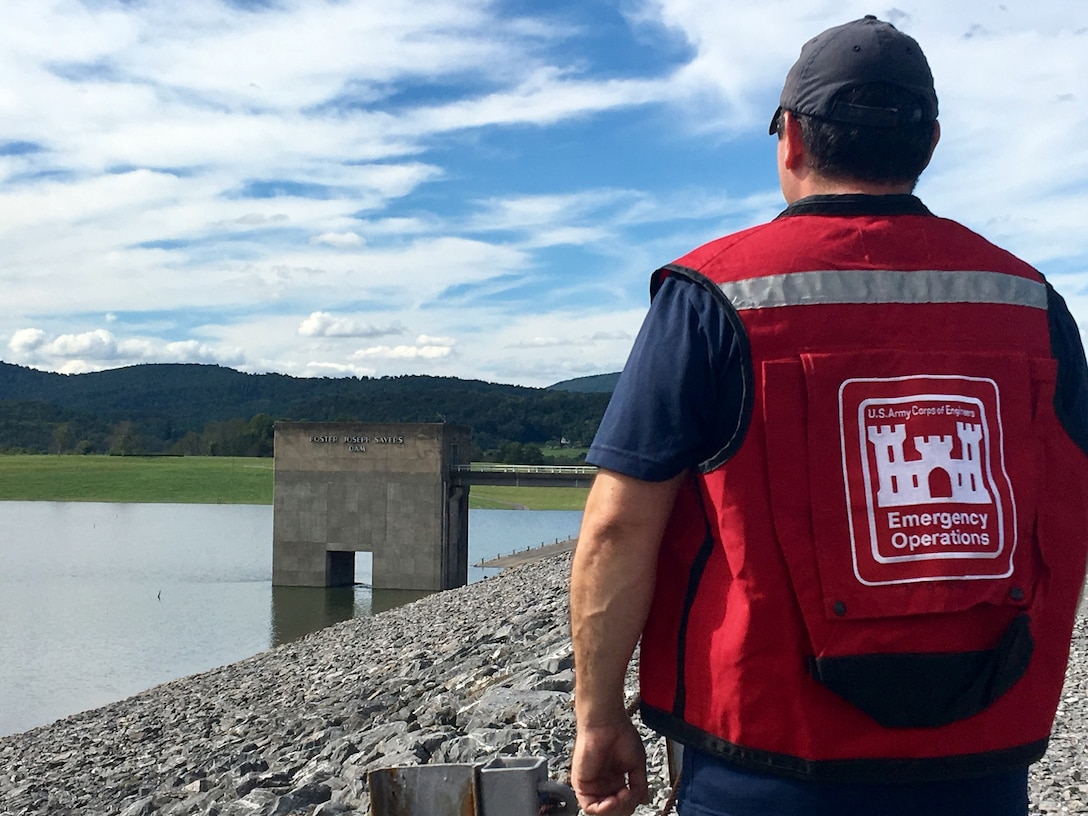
[
  {"xmin": 475, "ymin": 536, "xmax": 577, "ymax": 568},
  {"xmin": 1, "ymin": 554, "xmax": 1084, "ymax": 815}
]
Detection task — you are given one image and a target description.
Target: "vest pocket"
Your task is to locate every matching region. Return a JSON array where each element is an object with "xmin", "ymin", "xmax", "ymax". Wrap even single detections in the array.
[
  {"xmin": 762, "ymin": 351, "xmax": 1050, "ymax": 727},
  {"xmin": 808, "ymin": 613, "xmax": 1033, "ymax": 728}
]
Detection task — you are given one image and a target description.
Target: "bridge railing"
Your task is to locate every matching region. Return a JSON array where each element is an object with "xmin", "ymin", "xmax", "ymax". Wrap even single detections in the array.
[{"xmin": 452, "ymin": 464, "xmax": 597, "ymax": 475}]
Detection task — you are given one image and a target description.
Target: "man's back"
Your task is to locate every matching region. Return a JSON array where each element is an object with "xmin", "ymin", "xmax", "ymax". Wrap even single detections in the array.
[
  {"xmin": 569, "ymin": 17, "xmax": 1088, "ymax": 816},
  {"xmin": 637, "ymin": 194, "xmax": 1088, "ymax": 777}
]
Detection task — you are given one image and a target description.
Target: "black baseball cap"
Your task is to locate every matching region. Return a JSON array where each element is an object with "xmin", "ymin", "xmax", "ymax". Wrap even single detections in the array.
[{"xmin": 769, "ymin": 15, "xmax": 938, "ymax": 134}]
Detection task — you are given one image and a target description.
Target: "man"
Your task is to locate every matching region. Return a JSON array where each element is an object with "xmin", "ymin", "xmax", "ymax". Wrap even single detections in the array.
[{"xmin": 570, "ymin": 16, "xmax": 1088, "ymax": 816}]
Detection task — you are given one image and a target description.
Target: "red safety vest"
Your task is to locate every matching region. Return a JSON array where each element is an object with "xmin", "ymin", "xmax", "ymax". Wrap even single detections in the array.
[{"xmin": 639, "ymin": 201, "xmax": 1088, "ymax": 782}]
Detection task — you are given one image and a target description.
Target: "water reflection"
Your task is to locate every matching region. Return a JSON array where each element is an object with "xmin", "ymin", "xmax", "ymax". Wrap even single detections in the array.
[
  {"xmin": 0, "ymin": 502, "xmax": 583, "ymax": 736},
  {"xmin": 270, "ymin": 585, "xmax": 433, "ymax": 646}
]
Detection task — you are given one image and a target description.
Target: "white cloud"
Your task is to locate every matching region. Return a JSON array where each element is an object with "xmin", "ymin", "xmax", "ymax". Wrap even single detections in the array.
[
  {"xmin": 56, "ymin": 360, "xmax": 105, "ymax": 375},
  {"xmin": 312, "ymin": 232, "xmax": 364, "ymax": 247},
  {"xmin": 301, "ymin": 361, "xmax": 376, "ymax": 378},
  {"xmin": 163, "ymin": 340, "xmax": 244, "ymax": 366},
  {"xmin": 352, "ymin": 344, "xmax": 454, "ymax": 361},
  {"xmin": 8, "ymin": 328, "xmax": 46, "ymax": 354},
  {"xmin": 405, "ymin": 69, "xmax": 672, "ymax": 134},
  {"xmin": 591, "ymin": 330, "xmax": 633, "ymax": 341},
  {"xmin": 298, "ymin": 313, "xmax": 405, "ymax": 339},
  {"xmin": 49, "ymin": 329, "xmax": 119, "ymax": 358},
  {"xmin": 507, "ymin": 329, "xmax": 636, "ymax": 349},
  {"xmin": 509, "ymin": 336, "xmax": 576, "ymax": 348},
  {"xmin": 7, "ymin": 326, "xmax": 245, "ymax": 371},
  {"xmin": 416, "ymin": 334, "xmax": 455, "ymax": 347},
  {"xmin": 472, "ymin": 190, "xmax": 631, "ymax": 229}
]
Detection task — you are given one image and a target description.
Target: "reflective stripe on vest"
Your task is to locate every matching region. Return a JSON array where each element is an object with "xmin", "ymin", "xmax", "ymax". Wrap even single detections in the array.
[{"xmin": 718, "ymin": 270, "xmax": 1048, "ymax": 311}]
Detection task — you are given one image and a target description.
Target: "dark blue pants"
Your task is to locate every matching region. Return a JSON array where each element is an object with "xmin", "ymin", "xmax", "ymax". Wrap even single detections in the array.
[{"xmin": 676, "ymin": 747, "xmax": 1029, "ymax": 816}]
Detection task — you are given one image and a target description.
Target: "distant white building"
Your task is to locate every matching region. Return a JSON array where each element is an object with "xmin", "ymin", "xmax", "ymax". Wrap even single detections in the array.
[{"xmin": 867, "ymin": 422, "xmax": 990, "ymax": 507}]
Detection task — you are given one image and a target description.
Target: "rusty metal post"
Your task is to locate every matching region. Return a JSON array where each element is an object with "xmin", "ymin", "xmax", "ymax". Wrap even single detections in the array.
[
  {"xmin": 368, "ymin": 764, "xmax": 478, "ymax": 816},
  {"xmin": 368, "ymin": 756, "xmax": 577, "ymax": 816}
]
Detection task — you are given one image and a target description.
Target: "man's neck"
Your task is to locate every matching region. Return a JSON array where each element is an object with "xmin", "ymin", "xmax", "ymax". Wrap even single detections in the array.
[{"xmin": 786, "ymin": 174, "xmax": 915, "ymax": 204}]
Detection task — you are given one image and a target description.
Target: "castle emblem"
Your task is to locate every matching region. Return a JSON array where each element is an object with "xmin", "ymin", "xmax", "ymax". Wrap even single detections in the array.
[{"xmin": 866, "ymin": 421, "xmax": 992, "ymax": 508}]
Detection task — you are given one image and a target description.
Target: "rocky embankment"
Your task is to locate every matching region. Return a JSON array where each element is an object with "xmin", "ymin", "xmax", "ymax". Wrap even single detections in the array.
[{"xmin": 1, "ymin": 554, "xmax": 1086, "ymax": 815}]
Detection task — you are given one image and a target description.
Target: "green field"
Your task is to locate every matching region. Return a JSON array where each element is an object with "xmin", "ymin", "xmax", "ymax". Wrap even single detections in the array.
[
  {"xmin": 467, "ymin": 485, "xmax": 589, "ymax": 511},
  {"xmin": 0, "ymin": 455, "xmax": 589, "ymax": 510},
  {"xmin": 0, "ymin": 455, "xmax": 275, "ymax": 504}
]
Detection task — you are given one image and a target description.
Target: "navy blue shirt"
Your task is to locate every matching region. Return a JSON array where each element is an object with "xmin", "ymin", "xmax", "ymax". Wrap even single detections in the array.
[{"xmin": 588, "ymin": 275, "xmax": 744, "ymax": 480}]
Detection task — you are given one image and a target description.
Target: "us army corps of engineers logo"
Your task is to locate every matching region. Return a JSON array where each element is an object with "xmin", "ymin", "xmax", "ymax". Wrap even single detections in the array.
[{"xmin": 838, "ymin": 375, "xmax": 1017, "ymax": 586}]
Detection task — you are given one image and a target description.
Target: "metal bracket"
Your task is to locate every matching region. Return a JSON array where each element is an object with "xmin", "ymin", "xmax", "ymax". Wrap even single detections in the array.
[{"xmin": 369, "ymin": 756, "xmax": 578, "ymax": 816}]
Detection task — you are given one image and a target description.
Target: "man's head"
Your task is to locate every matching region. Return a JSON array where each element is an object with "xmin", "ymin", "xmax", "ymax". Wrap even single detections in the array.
[{"xmin": 772, "ymin": 16, "xmax": 940, "ymax": 195}]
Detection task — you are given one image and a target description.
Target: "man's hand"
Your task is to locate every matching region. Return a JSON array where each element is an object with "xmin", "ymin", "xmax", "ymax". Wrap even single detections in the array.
[{"xmin": 571, "ymin": 717, "xmax": 649, "ymax": 815}]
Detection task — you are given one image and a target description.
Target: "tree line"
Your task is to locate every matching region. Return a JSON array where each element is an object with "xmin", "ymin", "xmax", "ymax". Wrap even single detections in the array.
[{"xmin": 0, "ymin": 363, "xmax": 613, "ymax": 462}]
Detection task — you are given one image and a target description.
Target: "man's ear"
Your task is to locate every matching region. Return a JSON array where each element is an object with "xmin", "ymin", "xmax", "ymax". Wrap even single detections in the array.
[
  {"xmin": 919, "ymin": 120, "xmax": 941, "ymax": 173},
  {"xmin": 780, "ymin": 111, "xmax": 807, "ymax": 172}
]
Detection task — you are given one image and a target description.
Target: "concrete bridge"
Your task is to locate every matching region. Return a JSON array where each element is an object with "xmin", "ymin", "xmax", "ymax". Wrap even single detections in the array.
[{"xmin": 452, "ymin": 463, "xmax": 597, "ymax": 488}]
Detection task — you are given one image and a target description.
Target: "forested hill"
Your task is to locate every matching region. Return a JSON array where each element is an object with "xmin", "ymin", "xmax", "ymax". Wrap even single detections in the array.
[
  {"xmin": 0, "ymin": 362, "xmax": 613, "ymax": 459},
  {"xmin": 546, "ymin": 372, "xmax": 620, "ymax": 393}
]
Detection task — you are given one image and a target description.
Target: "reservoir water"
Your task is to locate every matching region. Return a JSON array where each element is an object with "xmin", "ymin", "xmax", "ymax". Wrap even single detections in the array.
[{"xmin": 0, "ymin": 502, "xmax": 582, "ymax": 738}]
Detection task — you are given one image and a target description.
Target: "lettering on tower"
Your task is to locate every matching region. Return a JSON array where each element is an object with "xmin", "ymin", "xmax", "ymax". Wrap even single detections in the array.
[{"xmin": 838, "ymin": 375, "xmax": 1017, "ymax": 586}]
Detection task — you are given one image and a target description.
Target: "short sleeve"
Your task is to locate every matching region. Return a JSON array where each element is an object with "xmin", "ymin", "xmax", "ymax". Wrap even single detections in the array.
[
  {"xmin": 587, "ymin": 274, "xmax": 747, "ymax": 480},
  {"xmin": 1048, "ymin": 282, "xmax": 1088, "ymax": 455}
]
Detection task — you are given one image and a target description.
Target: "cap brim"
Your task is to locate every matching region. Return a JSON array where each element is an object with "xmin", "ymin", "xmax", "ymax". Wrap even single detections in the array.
[{"xmin": 768, "ymin": 106, "xmax": 783, "ymax": 136}]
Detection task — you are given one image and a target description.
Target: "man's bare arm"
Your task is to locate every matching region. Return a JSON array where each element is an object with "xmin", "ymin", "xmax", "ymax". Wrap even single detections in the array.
[{"xmin": 570, "ymin": 467, "xmax": 685, "ymax": 815}]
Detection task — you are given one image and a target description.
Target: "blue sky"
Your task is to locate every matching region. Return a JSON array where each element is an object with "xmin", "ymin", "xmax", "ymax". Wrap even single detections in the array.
[{"xmin": 2, "ymin": 1, "xmax": 1087, "ymax": 387}]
